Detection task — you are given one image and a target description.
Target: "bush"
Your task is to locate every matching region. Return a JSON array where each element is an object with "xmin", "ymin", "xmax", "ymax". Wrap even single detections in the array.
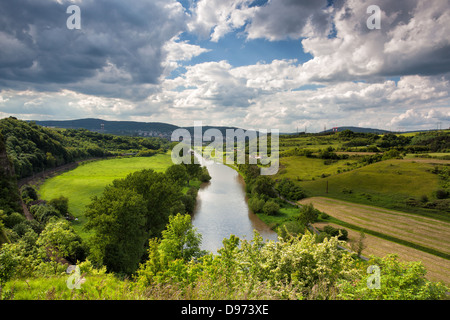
[
  {"xmin": 248, "ymin": 196, "xmax": 265, "ymax": 213},
  {"xmin": 199, "ymin": 166, "xmax": 211, "ymax": 182},
  {"xmin": 435, "ymin": 189, "xmax": 448, "ymax": 199},
  {"xmin": 21, "ymin": 185, "xmax": 38, "ymax": 201},
  {"xmin": 4, "ymin": 212, "xmax": 26, "ymax": 229},
  {"xmin": 275, "ymin": 178, "xmax": 306, "ymax": 201},
  {"xmin": 323, "ymin": 225, "xmax": 348, "ymax": 241},
  {"xmin": 48, "ymin": 196, "xmax": 69, "ymax": 216},
  {"xmin": 262, "ymin": 200, "xmax": 280, "ymax": 216}
]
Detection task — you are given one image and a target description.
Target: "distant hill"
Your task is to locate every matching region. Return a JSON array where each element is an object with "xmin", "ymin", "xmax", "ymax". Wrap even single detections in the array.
[
  {"xmin": 320, "ymin": 126, "xmax": 392, "ymax": 134},
  {"xmin": 32, "ymin": 118, "xmax": 179, "ymax": 139},
  {"xmin": 32, "ymin": 118, "xmax": 257, "ymax": 141}
]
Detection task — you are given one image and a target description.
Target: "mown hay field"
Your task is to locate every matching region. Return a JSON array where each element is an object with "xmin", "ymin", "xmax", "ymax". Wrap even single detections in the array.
[
  {"xmin": 300, "ymin": 197, "xmax": 450, "ymax": 256},
  {"xmin": 313, "ymin": 221, "xmax": 450, "ymax": 285}
]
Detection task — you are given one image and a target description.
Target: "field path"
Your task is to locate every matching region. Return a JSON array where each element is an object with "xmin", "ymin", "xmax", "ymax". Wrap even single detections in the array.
[{"xmin": 299, "ymin": 197, "xmax": 450, "ymax": 256}]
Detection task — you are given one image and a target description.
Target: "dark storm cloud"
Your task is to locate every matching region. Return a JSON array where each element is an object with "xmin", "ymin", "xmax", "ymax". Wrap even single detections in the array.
[{"xmin": 0, "ymin": 0, "xmax": 187, "ymax": 98}]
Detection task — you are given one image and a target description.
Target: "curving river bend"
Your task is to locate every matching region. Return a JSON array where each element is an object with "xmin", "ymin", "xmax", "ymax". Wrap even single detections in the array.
[{"xmin": 191, "ymin": 155, "xmax": 278, "ymax": 253}]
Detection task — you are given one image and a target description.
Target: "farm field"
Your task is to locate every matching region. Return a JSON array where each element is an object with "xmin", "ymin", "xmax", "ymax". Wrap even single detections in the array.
[
  {"xmin": 300, "ymin": 197, "xmax": 450, "ymax": 256},
  {"xmin": 313, "ymin": 221, "xmax": 450, "ymax": 285},
  {"xmin": 302, "ymin": 197, "xmax": 450, "ymax": 285},
  {"xmin": 38, "ymin": 154, "xmax": 173, "ymax": 238},
  {"xmin": 297, "ymin": 159, "xmax": 448, "ymax": 219}
]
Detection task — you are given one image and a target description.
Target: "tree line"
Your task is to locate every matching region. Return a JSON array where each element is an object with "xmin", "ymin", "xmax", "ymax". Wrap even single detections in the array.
[{"xmin": 0, "ymin": 117, "xmax": 170, "ymax": 179}]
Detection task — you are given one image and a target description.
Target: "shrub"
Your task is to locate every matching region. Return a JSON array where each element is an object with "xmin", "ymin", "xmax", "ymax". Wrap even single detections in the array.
[
  {"xmin": 4, "ymin": 212, "xmax": 26, "ymax": 229},
  {"xmin": 435, "ymin": 189, "xmax": 448, "ymax": 199},
  {"xmin": 21, "ymin": 185, "xmax": 38, "ymax": 201},
  {"xmin": 262, "ymin": 200, "xmax": 280, "ymax": 216},
  {"xmin": 323, "ymin": 225, "xmax": 348, "ymax": 241},
  {"xmin": 248, "ymin": 196, "xmax": 265, "ymax": 213},
  {"xmin": 275, "ymin": 178, "xmax": 306, "ymax": 201},
  {"xmin": 420, "ymin": 195, "xmax": 429, "ymax": 203},
  {"xmin": 49, "ymin": 196, "xmax": 69, "ymax": 216},
  {"xmin": 337, "ymin": 254, "xmax": 449, "ymax": 300}
]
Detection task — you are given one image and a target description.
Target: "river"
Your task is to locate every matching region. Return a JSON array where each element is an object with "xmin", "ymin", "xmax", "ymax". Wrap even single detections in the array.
[{"xmin": 191, "ymin": 155, "xmax": 278, "ymax": 253}]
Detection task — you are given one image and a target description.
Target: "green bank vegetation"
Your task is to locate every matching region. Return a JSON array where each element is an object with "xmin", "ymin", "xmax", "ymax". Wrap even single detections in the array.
[{"xmin": 1, "ymin": 118, "xmax": 449, "ymax": 300}]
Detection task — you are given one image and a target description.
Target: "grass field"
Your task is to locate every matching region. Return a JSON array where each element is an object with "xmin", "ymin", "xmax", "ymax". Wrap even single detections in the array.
[
  {"xmin": 38, "ymin": 154, "xmax": 173, "ymax": 238},
  {"xmin": 297, "ymin": 159, "xmax": 448, "ymax": 219},
  {"xmin": 276, "ymin": 155, "xmax": 360, "ymax": 181}
]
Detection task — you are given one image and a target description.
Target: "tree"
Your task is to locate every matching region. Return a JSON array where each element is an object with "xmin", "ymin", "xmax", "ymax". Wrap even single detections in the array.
[
  {"xmin": 111, "ymin": 169, "xmax": 184, "ymax": 237},
  {"xmin": 30, "ymin": 204, "xmax": 61, "ymax": 225},
  {"xmin": 276, "ymin": 178, "xmax": 306, "ymax": 201},
  {"xmin": 0, "ymin": 243, "xmax": 19, "ymax": 286},
  {"xmin": 49, "ymin": 196, "xmax": 69, "ymax": 216},
  {"xmin": 251, "ymin": 176, "xmax": 276, "ymax": 198},
  {"xmin": 298, "ymin": 203, "xmax": 319, "ymax": 226},
  {"xmin": 199, "ymin": 166, "xmax": 211, "ymax": 182},
  {"xmin": 166, "ymin": 164, "xmax": 189, "ymax": 186},
  {"xmin": 248, "ymin": 196, "xmax": 265, "ymax": 213},
  {"xmin": 84, "ymin": 187, "xmax": 148, "ymax": 274},
  {"xmin": 262, "ymin": 200, "xmax": 280, "ymax": 216},
  {"xmin": 350, "ymin": 230, "xmax": 367, "ymax": 257},
  {"xmin": 37, "ymin": 219, "xmax": 84, "ymax": 269},
  {"xmin": 159, "ymin": 213, "xmax": 203, "ymax": 262},
  {"xmin": 20, "ymin": 185, "xmax": 38, "ymax": 201},
  {"xmin": 182, "ymin": 155, "xmax": 202, "ymax": 183}
]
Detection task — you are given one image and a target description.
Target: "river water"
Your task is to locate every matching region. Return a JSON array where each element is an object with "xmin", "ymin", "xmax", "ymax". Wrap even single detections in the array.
[{"xmin": 191, "ymin": 156, "xmax": 278, "ymax": 253}]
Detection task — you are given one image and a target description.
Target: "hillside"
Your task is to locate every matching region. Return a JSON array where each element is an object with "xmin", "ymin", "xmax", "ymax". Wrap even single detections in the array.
[
  {"xmin": 320, "ymin": 126, "xmax": 392, "ymax": 134},
  {"xmin": 32, "ymin": 118, "xmax": 251, "ymax": 141},
  {"xmin": 0, "ymin": 117, "xmax": 170, "ymax": 179},
  {"xmin": 33, "ymin": 118, "xmax": 178, "ymax": 139},
  {"xmin": 0, "ymin": 130, "xmax": 22, "ymax": 216}
]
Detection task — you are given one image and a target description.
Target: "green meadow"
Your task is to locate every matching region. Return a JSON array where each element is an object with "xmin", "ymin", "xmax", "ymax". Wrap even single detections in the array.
[
  {"xmin": 38, "ymin": 154, "xmax": 173, "ymax": 238},
  {"xmin": 275, "ymin": 156, "xmax": 360, "ymax": 181},
  {"xmin": 297, "ymin": 159, "xmax": 447, "ymax": 220}
]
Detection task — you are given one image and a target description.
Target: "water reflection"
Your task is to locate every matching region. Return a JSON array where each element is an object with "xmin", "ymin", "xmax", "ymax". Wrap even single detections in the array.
[{"xmin": 191, "ymin": 155, "xmax": 278, "ymax": 253}]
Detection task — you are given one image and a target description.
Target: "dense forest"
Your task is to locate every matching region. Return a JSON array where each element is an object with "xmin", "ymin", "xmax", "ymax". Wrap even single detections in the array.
[{"xmin": 0, "ymin": 117, "xmax": 170, "ymax": 180}]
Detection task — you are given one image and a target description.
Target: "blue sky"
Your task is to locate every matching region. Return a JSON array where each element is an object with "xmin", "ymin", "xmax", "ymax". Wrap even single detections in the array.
[{"xmin": 0, "ymin": 0, "xmax": 449, "ymax": 132}]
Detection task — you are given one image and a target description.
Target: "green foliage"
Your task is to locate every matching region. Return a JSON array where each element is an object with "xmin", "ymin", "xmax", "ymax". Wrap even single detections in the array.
[
  {"xmin": 166, "ymin": 164, "xmax": 189, "ymax": 186},
  {"xmin": 298, "ymin": 203, "xmax": 319, "ymax": 226},
  {"xmin": 322, "ymin": 225, "xmax": 348, "ymax": 241},
  {"xmin": 0, "ymin": 117, "xmax": 169, "ymax": 179},
  {"xmin": 84, "ymin": 187, "xmax": 148, "ymax": 274},
  {"xmin": 20, "ymin": 185, "xmax": 38, "ymax": 201},
  {"xmin": 262, "ymin": 200, "xmax": 280, "ymax": 216},
  {"xmin": 30, "ymin": 204, "xmax": 61, "ymax": 225},
  {"xmin": 159, "ymin": 213, "xmax": 203, "ymax": 263},
  {"xmin": 199, "ymin": 166, "xmax": 212, "ymax": 182},
  {"xmin": 37, "ymin": 219, "xmax": 84, "ymax": 264},
  {"xmin": 84, "ymin": 167, "xmax": 192, "ymax": 274},
  {"xmin": 0, "ymin": 243, "xmax": 18, "ymax": 285},
  {"xmin": 276, "ymin": 178, "xmax": 306, "ymax": 201},
  {"xmin": 48, "ymin": 196, "xmax": 69, "ymax": 216},
  {"xmin": 136, "ymin": 232, "xmax": 362, "ymax": 299},
  {"xmin": 248, "ymin": 196, "xmax": 265, "ymax": 213},
  {"xmin": 337, "ymin": 254, "xmax": 448, "ymax": 300},
  {"xmin": 251, "ymin": 176, "xmax": 276, "ymax": 198},
  {"xmin": 3, "ymin": 212, "xmax": 26, "ymax": 229}
]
